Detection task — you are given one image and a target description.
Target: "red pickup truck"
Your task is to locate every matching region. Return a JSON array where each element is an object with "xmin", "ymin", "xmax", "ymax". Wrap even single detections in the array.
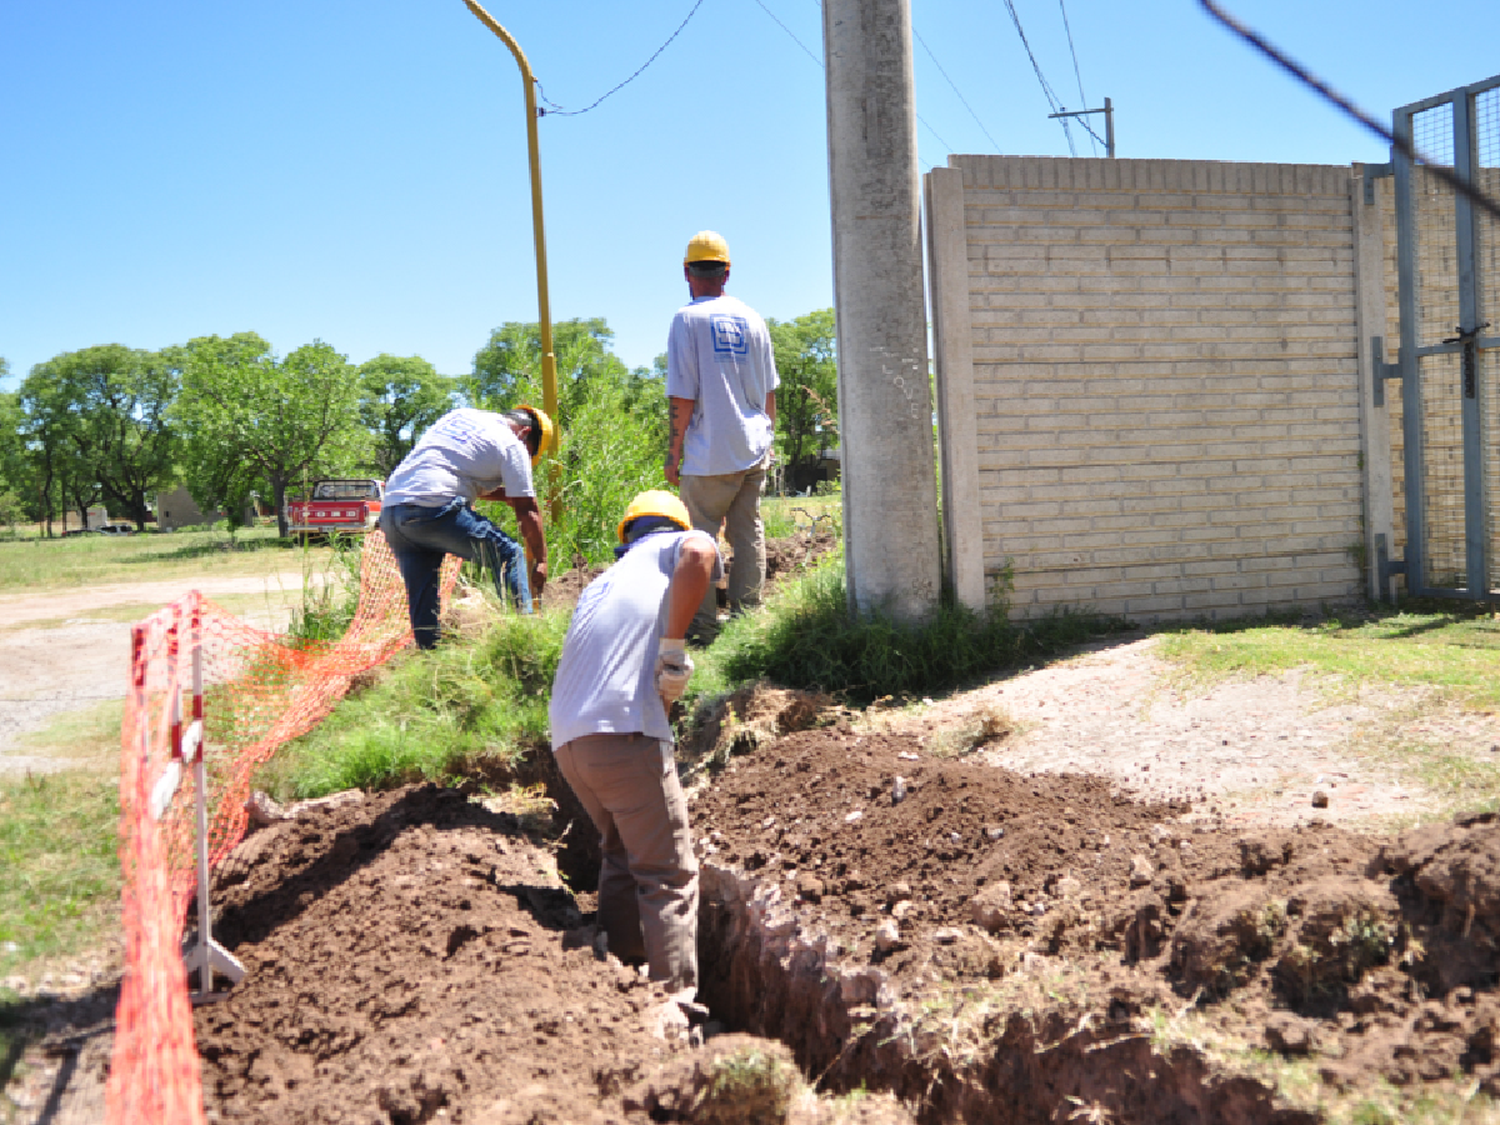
[{"xmin": 285, "ymin": 479, "xmax": 384, "ymax": 540}]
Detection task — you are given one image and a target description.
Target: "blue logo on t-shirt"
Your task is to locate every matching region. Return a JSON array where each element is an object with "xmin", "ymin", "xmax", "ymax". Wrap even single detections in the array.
[{"xmin": 710, "ymin": 314, "xmax": 750, "ymax": 357}]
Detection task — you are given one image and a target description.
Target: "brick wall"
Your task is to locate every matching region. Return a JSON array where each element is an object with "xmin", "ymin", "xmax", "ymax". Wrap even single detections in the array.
[{"xmin": 927, "ymin": 156, "xmax": 1365, "ymax": 624}]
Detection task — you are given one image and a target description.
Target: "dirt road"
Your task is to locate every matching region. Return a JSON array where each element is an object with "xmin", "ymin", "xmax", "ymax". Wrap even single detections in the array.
[{"xmin": 0, "ymin": 573, "xmax": 322, "ymax": 774}]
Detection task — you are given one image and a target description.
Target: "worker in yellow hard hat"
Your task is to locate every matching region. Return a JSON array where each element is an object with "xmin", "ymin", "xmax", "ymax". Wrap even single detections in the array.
[
  {"xmin": 664, "ymin": 230, "xmax": 780, "ymax": 645},
  {"xmin": 381, "ymin": 404, "xmax": 556, "ymax": 648},
  {"xmin": 549, "ymin": 490, "xmax": 722, "ymax": 1007}
]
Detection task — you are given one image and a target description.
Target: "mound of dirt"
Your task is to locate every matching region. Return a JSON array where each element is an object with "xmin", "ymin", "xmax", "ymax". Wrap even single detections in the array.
[
  {"xmin": 177, "ymin": 721, "xmax": 1500, "ymax": 1123},
  {"xmin": 195, "ymin": 784, "xmax": 921, "ymax": 1124},
  {"xmin": 691, "ymin": 729, "xmax": 1500, "ymax": 1120}
]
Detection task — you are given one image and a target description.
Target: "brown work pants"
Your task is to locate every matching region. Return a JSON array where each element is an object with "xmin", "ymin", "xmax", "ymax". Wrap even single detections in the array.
[
  {"xmin": 679, "ymin": 457, "xmax": 768, "ymax": 641},
  {"xmin": 553, "ymin": 733, "xmax": 699, "ymax": 994}
]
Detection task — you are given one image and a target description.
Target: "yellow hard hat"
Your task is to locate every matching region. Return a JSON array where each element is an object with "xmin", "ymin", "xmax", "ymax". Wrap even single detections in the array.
[
  {"xmin": 683, "ymin": 230, "xmax": 731, "ymax": 267},
  {"xmin": 617, "ymin": 489, "xmax": 691, "ymax": 544},
  {"xmin": 516, "ymin": 404, "xmax": 556, "ymax": 467}
]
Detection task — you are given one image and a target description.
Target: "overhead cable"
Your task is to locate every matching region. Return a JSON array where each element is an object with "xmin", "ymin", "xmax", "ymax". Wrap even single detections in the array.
[
  {"xmin": 536, "ymin": 0, "xmax": 708, "ymax": 116},
  {"xmin": 755, "ymin": 0, "xmax": 948, "ymax": 164},
  {"xmin": 1056, "ymin": 0, "xmax": 1097, "ymax": 155},
  {"xmin": 999, "ymin": 0, "xmax": 1075, "ymax": 154},
  {"xmin": 751, "ymin": 0, "xmax": 822, "ymax": 66},
  {"xmin": 1199, "ymin": 0, "xmax": 1500, "ymax": 221},
  {"xmin": 913, "ymin": 27, "xmax": 1003, "ymax": 152}
]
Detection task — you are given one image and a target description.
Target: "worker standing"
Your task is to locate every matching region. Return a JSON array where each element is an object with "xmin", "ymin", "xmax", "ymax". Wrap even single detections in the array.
[
  {"xmin": 664, "ymin": 230, "xmax": 780, "ymax": 645},
  {"xmin": 381, "ymin": 404, "xmax": 553, "ymax": 650},
  {"xmin": 549, "ymin": 490, "xmax": 721, "ymax": 1000}
]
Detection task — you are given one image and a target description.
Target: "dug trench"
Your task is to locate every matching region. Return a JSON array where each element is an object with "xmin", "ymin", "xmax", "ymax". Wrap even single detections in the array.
[{"xmin": 186, "ymin": 689, "xmax": 1500, "ymax": 1124}]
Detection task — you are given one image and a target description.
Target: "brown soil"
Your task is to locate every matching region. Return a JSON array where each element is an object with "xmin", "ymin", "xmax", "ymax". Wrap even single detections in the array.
[
  {"xmin": 7, "ymin": 542, "xmax": 1500, "ymax": 1124},
  {"xmin": 104, "ymin": 717, "xmax": 1494, "ymax": 1124}
]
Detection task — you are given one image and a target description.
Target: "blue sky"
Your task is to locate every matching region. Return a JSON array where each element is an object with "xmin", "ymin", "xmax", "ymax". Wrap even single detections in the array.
[{"xmin": 2, "ymin": 0, "xmax": 1495, "ymax": 388}]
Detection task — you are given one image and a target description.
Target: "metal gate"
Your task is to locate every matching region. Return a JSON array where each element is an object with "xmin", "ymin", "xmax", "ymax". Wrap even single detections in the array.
[{"xmin": 1387, "ymin": 74, "xmax": 1500, "ymax": 599}]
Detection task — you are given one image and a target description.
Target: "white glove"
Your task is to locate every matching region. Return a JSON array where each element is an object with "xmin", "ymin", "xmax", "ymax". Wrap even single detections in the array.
[{"xmin": 655, "ymin": 638, "xmax": 694, "ymax": 705}]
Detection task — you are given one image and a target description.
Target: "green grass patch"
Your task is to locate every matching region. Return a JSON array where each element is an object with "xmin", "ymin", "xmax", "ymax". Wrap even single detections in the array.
[
  {"xmin": 1155, "ymin": 603, "xmax": 1500, "ymax": 710},
  {"xmin": 0, "ymin": 771, "xmax": 120, "ymax": 979},
  {"xmin": 16, "ymin": 700, "xmax": 125, "ymax": 765},
  {"xmin": 761, "ymin": 491, "xmax": 840, "ymax": 540},
  {"xmin": 0, "ymin": 526, "xmax": 332, "ymax": 592},
  {"xmin": 263, "ymin": 608, "xmax": 571, "ymax": 800},
  {"xmin": 691, "ymin": 546, "xmax": 1127, "ymax": 706}
]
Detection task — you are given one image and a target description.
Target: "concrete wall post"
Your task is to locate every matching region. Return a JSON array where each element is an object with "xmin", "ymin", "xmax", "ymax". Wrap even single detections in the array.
[
  {"xmin": 1352, "ymin": 166, "xmax": 1396, "ymax": 601},
  {"xmin": 925, "ymin": 167, "xmax": 986, "ymax": 612},
  {"xmin": 824, "ymin": 0, "xmax": 942, "ymax": 621}
]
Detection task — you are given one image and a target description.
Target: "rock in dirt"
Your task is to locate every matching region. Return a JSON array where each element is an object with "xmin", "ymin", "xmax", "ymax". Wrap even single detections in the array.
[
  {"xmin": 1265, "ymin": 1012, "xmax": 1320, "ymax": 1055},
  {"xmin": 968, "ymin": 881, "xmax": 1014, "ymax": 933},
  {"xmin": 1129, "ymin": 854, "xmax": 1154, "ymax": 887}
]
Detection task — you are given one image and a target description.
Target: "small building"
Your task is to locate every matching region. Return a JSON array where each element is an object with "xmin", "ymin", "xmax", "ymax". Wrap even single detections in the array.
[{"xmin": 155, "ymin": 486, "xmax": 257, "ymax": 531}]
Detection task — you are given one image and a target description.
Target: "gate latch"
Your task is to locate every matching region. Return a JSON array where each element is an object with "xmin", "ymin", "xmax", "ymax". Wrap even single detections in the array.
[{"xmin": 1442, "ymin": 321, "xmax": 1491, "ymax": 400}]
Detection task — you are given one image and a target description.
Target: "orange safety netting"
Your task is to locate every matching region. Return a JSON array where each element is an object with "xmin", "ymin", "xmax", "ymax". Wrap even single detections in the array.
[{"xmin": 107, "ymin": 531, "xmax": 459, "ymax": 1125}]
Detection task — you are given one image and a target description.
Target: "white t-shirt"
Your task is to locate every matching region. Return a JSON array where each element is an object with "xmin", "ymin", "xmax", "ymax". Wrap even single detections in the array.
[
  {"xmin": 384, "ymin": 408, "xmax": 535, "ymax": 507},
  {"xmin": 549, "ymin": 530, "xmax": 721, "ymax": 748},
  {"xmin": 665, "ymin": 294, "xmax": 779, "ymax": 476}
]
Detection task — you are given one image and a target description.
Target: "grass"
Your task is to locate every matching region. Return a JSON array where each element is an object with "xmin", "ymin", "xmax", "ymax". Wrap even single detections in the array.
[
  {"xmin": 1155, "ymin": 602, "xmax": 1500, "ymax": 710},
  {"xmin": 0, "ymin": 770, "xmax": 120, "ymax": 980},
  {"xmin": 1146, "ymin": 1005, "xmax": 1500, "ymax": 1125},
  {"xmin": 761, "ymin": 491, "xmax": 841, "ymax": 540},
  {"xmin": 260, "ymin": 606, "xmax": 571, "ymax": 800},
  {"xmin": 15, "ymin": 700, "xmax": 125, "ymax": 764},
  {"xmin": 691, "ymin": 545, "xmax": 1128, "ymax": 706},
  {"xmin": 1154, "ymin": 601, "xmax": 1500, "ymax": 816},
  {"xmin": 0, "ymin": 525, "xmax": 333, "ymax": 592}
]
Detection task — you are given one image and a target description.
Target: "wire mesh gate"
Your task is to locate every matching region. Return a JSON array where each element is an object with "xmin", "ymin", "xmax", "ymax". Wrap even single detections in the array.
[{"xmin": 1387, "ymin": 74, "xmax": 1500, "ymax": 598}]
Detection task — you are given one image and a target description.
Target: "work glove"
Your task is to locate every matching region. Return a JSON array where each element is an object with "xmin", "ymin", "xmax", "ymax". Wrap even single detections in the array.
[{"xmin": 655, "ymin": 638, "xmax": 694, "ymax": 705}]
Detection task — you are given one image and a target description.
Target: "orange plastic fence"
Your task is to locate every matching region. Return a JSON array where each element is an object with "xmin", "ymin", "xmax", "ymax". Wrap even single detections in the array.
[{"xmin": 107, "ymin": 531, "xmax": 459, "ymax": 1125}]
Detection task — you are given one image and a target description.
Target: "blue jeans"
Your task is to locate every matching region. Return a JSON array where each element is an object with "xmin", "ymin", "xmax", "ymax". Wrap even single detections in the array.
[{"xmin": 381, "ymin": 499, "xmax": 531, "ymax": 650}]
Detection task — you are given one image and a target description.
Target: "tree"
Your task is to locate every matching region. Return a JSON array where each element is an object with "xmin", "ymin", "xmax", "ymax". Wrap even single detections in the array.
[
  {"xmin": 768, "ymin": 308, "xmax": 838, "ymax": 494},
  {"xmin": 468, "ymin": 318, "xmax": 669, "ymax": 567},
  {"xmin": 357, "ymin": 354, "xmax": 454, "ymax": 477},
  {"xmin": 173, "ymin": 334, "xmax": 366, "ymax": 536},
  {"xmin": 20, "ymin": 345, "xmax": 181, "ymax": 529},
  {"xmin": 18, "ymin": 361, "xmax": 101, "ymax": 535},
  {"xmin": 468, "ymin": 317, "xmax": 635, "ymax": 415},
  {"xmin": 0, "ymin": 389, "xmax": 33, "ymax": 529}
]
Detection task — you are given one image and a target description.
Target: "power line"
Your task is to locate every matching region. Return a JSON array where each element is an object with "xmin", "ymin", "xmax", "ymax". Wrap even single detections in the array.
[
  {"xmin": 1056, "ymin": 0, "xmax": 1097, "ymax": 156},
  {"xmin": 999, "ymin": 0, "xmax": 1075, "ymax": 155},
  {"xmin": 1199, "ymin": 0, "xmax": 1500, "ymax": 221},
  {"xmin": 535, "ymin": 0, "xmax": 708, "ymax": 116},
  {"xmin": 750, "ymin": 0, "xmax": 821, "ymax": 66},
  {"xmin": 913, "ymin": 27, "xmax": 1003, "ymax": 152},
  {"xmin": 753, "ymin": 0, "xmax": 948, "ymax": 165}
]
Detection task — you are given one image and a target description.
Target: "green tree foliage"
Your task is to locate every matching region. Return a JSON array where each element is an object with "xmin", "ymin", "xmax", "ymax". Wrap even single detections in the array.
[
  {"xmin": 468, "ymin": 318, "xmax": 667, "ymax": 567},
  {"xmin": 18, "ymin": 345, "xmax": 180, "ymax": 530},
  {"xmin": 357, "ymin": 354, "xmax": 455, "ymax": 477},
  {"xmin": 173, "ymin": 333, "xmax": 366, "ymax": 536},
  {"xmin": 19, "ymin": 357, "xmax": 110, "ymax": 534},
  {"xmin": 0, "ymin": 389, "xmax": 32, "ymax": 529},
  {"xmin": 767, "ymin": 308, "xmax": 838, "ymax": 494}
]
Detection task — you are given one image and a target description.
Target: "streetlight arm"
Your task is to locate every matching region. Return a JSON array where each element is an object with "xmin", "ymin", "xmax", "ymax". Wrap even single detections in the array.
[{"xmin": 460, "ymin": 0, "xmax": 560, "ymax": 430}]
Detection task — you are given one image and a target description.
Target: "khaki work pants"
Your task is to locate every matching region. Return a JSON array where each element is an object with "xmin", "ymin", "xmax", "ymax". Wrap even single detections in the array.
[
  {"xmin": 679, "ymin": 457, "xmax": 768, "ymax": 641},
  {"xmin": 553, "ymin": 733, "xmax": 699, "ymax": 993}
]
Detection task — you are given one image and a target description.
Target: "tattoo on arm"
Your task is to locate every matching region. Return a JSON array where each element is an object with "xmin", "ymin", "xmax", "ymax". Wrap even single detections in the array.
[{"xmin": 666, "ymin": 397, "xmax": 693, "ymax": 470}]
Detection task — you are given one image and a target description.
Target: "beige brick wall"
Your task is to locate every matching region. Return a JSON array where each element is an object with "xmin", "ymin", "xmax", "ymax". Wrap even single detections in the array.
[{"xmin": 943, "ymin": 155, "xmax": 1363, "ymax": 623}]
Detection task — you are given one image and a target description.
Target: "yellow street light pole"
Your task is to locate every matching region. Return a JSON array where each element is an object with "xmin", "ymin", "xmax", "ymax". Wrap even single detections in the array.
[{"xmin": 459, "ymin": 0, "xmax": 559, "ymax": 440}]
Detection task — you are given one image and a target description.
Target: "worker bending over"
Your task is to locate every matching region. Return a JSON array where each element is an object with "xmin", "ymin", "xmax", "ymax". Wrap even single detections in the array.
[
  {"xmin": 381, "ymin": 405, "xmax": 553, "ymax": 650},
  {"xmin": 664, "ymin": 230, "xmax": 779, "ymax": 644},
  {"xmin": 549, "ymin": 490, "xmax": 720, "ymax": 999}
]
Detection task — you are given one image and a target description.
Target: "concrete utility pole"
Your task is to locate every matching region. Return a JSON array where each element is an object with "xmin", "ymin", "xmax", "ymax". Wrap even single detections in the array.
[{"xmin": 824, "ymin": 0, "xmax": 942, "ymax": 623}]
